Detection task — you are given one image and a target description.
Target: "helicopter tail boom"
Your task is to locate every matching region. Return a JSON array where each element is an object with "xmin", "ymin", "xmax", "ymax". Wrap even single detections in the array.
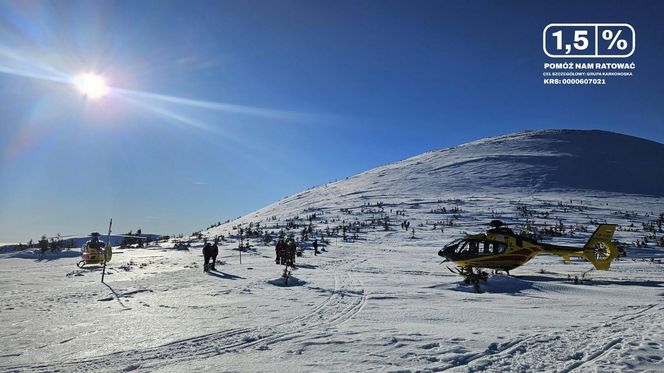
[{"xmin": 581, "ymin": 224, "xmax": 618, "ymax": 270}]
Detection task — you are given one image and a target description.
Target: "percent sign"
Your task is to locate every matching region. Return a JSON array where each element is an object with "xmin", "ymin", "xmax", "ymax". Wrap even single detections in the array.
[{"xmin": 602, "ymin": 29, "xmax": 628, "ymax": 50}]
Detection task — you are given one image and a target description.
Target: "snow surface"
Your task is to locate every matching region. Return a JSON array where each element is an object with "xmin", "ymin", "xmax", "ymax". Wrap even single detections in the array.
[{"xmin": 2, "ymin": 130, "xmax": 664, "ymax": 372}]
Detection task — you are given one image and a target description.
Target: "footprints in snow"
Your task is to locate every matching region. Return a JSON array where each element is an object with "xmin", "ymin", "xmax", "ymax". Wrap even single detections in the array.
[{"xmin": 375, "ymin": 303, "xmax": 664, "ymax": 372}]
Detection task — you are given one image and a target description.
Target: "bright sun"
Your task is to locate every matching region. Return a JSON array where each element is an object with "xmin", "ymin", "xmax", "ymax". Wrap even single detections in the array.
[{"xmin": 72, "ymin": 73, "xmax": 109, "ymax": 99}]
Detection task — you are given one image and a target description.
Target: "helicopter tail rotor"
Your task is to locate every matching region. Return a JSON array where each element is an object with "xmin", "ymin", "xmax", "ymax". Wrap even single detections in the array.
[{"xmin": 582, "ymin": 224, "xmax": 618, "ymax": 270}]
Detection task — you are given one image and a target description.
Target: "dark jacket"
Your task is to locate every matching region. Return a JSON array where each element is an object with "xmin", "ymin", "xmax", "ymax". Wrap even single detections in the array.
[{"xmin": 203, "ymin": 243, "xmax": 213, "ymax": 257}]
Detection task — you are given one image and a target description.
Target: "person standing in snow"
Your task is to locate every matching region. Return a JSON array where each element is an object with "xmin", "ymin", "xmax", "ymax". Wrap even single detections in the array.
[
  {"xmin": 275, "ymin": 238, "xmax": 283, "ymax": 264},
  {"xmin": 210, "ymin": 239, "xmax": 219, "ymax": 270},
  {"xmin": 281, "ymin": 239, "xmax": 289, "ymax": 265},
  {"xmin": 202, "ymin": 242, "xmax": 213, "ymax": 272},
  {"xmin": 286, "ymin": 238, "xmax": 297, "ymax": 266},
  {"xmin": 313, "ymin": 239, "xmax": 319, "ymax": 256}
]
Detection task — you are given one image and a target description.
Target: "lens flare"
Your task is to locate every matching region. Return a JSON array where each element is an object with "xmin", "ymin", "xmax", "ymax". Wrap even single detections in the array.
[{"xmin": 72, "ymin": 73, "xmax": 109, "ymax": 99}]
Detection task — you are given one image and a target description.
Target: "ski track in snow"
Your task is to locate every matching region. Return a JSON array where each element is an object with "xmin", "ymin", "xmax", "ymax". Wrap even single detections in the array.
[
  {"xmin": 3, "ymin": 232, "xmax": 664, "ymax": 372},
  {"xmin": 2, "ymin": 257, "xmax": 369, "ymax": 372},
  {"xmin": 6, "ymin": 250, "xmax": 662, "ymax": 373},
  {"xmin": 439, "ymin": 303, "xmax": 664, "ymax": 372},
  {"xmin": 3, "ymin": 225, "xmax": 664, "ymax": 373}
]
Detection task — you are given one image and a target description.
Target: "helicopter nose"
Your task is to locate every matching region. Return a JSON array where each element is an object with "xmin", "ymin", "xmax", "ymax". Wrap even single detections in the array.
[{"xmin": 438, "ymin": 248, "xmax": 447, "ymax": 257}]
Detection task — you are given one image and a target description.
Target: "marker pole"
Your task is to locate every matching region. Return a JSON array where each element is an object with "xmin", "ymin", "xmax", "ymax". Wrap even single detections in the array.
[{"xmin": 102, "ymin": 218, "xmax": 112, "ymax": 283}]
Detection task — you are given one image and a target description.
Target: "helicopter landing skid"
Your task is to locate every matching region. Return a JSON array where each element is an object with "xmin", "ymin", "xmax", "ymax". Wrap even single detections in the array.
[{"xmin": 448, "ymin": 266, "xmax": 489, "ymax": 293}]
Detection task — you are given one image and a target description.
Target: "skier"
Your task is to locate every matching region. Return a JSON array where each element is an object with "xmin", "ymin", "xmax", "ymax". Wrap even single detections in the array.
[{"xmin": 313, "ymin": 239, "xmax": 319, "ymax": 256}]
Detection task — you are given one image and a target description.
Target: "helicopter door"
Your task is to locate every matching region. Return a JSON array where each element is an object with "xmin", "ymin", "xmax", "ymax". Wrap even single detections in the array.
[{"xmin": 468, "ymin": 241, "xmax": 478, "ymax": 253}]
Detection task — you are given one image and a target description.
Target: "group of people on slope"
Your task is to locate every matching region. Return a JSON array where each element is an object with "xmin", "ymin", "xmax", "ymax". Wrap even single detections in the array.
[
  {"xmin": 275, "ymin": 237, "xmax": 297, "ymax": 266},
  {"xmin": 275, "ymin": 237, "xmax": 321, "ymax": 267},
  {"xmin": 202, "ymin": 235, "xmax": 322, "ymax": 272}
]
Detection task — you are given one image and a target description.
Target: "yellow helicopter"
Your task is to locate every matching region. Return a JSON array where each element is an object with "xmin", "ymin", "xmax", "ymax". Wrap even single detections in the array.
[
  {"xmin": 74, "ymin": 219, "xmax": 148, "ymax": 269},
  {"xmin": 78, "ymin": 232, "xmax": 113, "ymax": 268},
  {"xmin": 438, "ymin": 220, "xmax": 619, "ymax": 279}
]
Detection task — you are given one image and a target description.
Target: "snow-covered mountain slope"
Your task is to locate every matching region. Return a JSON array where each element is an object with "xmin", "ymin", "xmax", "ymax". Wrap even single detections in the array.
[
  {"xmin": 2, "ymin": 129, "xmax": 664, "ymax": 373},
  {"xmin": 208, "ymin": 129, "xmax": 664, "ymax": 234}
]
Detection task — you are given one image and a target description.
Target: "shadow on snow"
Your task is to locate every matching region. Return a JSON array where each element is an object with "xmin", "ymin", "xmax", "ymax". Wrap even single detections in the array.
[{"xmin": 207, "ymin": 270, "xmax": 244, "ymax": 280}]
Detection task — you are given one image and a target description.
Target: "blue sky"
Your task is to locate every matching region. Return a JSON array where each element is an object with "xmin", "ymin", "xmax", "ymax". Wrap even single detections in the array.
[{"xmin": 1, "ymin": 0, "xmax": 662, "ymax": 242}]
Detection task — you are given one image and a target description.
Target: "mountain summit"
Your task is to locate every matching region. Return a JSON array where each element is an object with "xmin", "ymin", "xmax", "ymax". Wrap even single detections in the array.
[{"xmin": 350, "ymin": 129, "xmax": 664, "ymax": 196}]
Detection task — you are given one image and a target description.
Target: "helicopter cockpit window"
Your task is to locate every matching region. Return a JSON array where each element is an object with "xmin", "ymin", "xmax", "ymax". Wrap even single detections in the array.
[
  {"xmin": 444, "ymin": 239, "xmax": 462, "ymax": 253},
  {"xmin": 456, "ymin": 241, "xmax": 469, "ymax": 253}
]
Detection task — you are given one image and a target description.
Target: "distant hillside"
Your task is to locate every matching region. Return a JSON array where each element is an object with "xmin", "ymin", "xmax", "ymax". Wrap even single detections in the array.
[
  {"xmin": 63, "ymin": 234, "xmax": 163, "ymax": 248},
  {"xmin": 0, "ymin": 234, "xmax": 162, "ymax": 253}
]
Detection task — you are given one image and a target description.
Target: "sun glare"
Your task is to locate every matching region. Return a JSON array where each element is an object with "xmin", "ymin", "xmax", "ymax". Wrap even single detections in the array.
[{"xmin": 72, "ymin": 73, "xmax": 109, "ymax": 99}]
